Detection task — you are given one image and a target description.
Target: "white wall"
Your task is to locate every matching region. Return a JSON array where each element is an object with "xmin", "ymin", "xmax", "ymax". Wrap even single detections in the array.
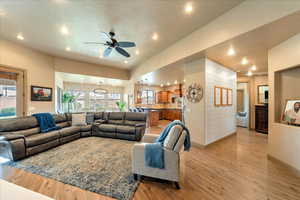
[
  {"xmin": 205, "ymin": 59, "xmax": 237, "ymax": 145},
  {"xmin": 54, "ymin": 57, "xmax": 129, "ymax": 80},
  {"xmin": 268, "ymin": 32, "xmax": 300, "ymax": 170},
  {"xmin": 183, "ymin": 58, "xmax": 236, "ymax": 146},
  {"xmin": 0, "ymin": 39, "xmax": 55, "ymax": 114},
  {"xmin": 183, "ymin": 59, "xmax": 206, "ymax": 145}
]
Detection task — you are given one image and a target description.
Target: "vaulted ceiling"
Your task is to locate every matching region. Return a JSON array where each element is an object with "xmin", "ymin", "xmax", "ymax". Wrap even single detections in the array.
[{"xmin": 0, "ymin": 0, "xmax": 244, "ymax": 69}]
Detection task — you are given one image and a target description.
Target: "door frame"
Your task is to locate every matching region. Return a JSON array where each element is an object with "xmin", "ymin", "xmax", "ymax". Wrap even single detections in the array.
[
  {"xmin": 0, "ymin": 65, "xmax": 27, "ymax": 116},
  {"xmin": 237, "ymin": 81, "xmax": 251, "ymax": 130}
]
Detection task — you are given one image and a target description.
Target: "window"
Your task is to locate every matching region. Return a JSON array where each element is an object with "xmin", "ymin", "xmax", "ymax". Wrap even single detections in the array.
[
  {"xmin": 64, "ymin": 89, "xmax": 122, "ymax": 112},
  {"xmin": 141, "ymin": 90, "xmax": 155, "ymax": 104}
]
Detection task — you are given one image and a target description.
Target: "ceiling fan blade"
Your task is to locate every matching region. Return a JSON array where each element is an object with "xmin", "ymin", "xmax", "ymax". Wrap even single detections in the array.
[
  {"xmin": 84, "ymin": 42, "xmax": 107, "ymax": 45},
  {"xmin": 103, "ymin": 47, "xmax": 113, "ymax": 57},
  {"xmin": 115, "ymin": 46, "xmax": 130, "ymax": 57},
  {"xmin": 100, "ymin": 31, "xmax": 111, "ymax": 39},
  {"xmin": 117, "ymin": 41, "xmax": 136, "ymax": 48}
]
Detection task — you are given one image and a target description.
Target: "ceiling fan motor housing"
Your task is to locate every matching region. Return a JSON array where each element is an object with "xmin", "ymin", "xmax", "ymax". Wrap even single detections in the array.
[{"xmin": 109, "ymin": 31, "xmax": 115, "ymax": 38}]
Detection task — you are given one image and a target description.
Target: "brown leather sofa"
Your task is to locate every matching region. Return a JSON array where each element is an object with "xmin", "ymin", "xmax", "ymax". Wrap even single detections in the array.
[{"xmin": 0, "ymin": 112, "xmax": 147, "ymax": 161}]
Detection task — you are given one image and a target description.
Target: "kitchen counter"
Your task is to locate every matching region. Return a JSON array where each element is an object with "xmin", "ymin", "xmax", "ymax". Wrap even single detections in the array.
[
  {"xmin": 140, "ymin": 107, "xmax": 182, "ymax": 110},
  {"xmin": 141, "ymin": 108, "xmax": 182, "ymax": 123}
]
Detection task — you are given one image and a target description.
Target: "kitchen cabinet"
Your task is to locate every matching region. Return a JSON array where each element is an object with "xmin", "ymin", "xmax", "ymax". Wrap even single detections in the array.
[
  {"xmin": 157, "ymin": 91, "xmax": 170, "ymax": 103},
  {"xmin": 148, "ymin": 110, "xmax": 160, "ymax": 127},
  {"xmin": 161, "ymin": 109, "xmax": 182, "ymax": 121}
]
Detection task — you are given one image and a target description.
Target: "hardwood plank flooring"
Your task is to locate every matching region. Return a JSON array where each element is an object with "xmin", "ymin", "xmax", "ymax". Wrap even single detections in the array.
[{"xmin": 1, "ymin": 122, "xmax": 300, "ymax": 200}]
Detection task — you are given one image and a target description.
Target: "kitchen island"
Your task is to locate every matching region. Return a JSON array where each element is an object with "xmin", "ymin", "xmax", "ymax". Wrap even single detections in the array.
[{"xmin": 141, "ymin": 108, "xmax": 182, "ymax": 127}]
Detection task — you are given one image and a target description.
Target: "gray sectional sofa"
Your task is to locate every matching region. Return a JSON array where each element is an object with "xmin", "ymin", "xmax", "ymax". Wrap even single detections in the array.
[{"xmin": 0, "ymin": 112, "xmax": 147, "ymax": 161}]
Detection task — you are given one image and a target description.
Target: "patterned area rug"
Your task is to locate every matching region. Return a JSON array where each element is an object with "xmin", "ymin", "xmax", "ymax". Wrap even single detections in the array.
[{"xmin": 6, "ymin": 137, "xmax": 139, "ymax": 200}]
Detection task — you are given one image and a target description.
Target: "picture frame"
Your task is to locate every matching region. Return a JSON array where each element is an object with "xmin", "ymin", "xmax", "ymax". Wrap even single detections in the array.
[
  {"xmin": 214, "ymin": 86, "xmax": 221, "ymax": 106},
  {"xmin": 227, "ymin": 88, "xmax": 233, "ymax": 106},
  {"xmin": 31, "ymin": 85, "xmax": 52, "ymax": 101},
  {"xmin": 281, "ymin": 99, "xmax": 300, "ymax": 126},
  {"xmin": 221, "ymin": 87, "xmax": 228, "ymax": 106}
]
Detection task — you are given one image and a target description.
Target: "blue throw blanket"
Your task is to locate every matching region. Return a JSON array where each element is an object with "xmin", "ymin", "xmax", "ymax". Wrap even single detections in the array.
[
  {"xmin": 145, "ymin": 120, "xmax": 191, "ymax": 169},
  {"xmin": 32, "ymin": 113, "xmax": 61, "ymax": 133}
]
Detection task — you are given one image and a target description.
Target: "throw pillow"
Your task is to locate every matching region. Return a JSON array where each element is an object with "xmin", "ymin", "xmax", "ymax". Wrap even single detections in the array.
[
  {"xmin": 72, "ymin": 113, "xmax": 87, "ymax": 126},
  {"xmin": 163, "ymin": 125, "xmax": 183, "ymax": 150}
]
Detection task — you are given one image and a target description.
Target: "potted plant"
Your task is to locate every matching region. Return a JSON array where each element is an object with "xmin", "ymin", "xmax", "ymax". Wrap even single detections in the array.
[
  {"xmin": 62, "ymin": 92, "xmax": 80, "ymax": 113},
  {"xmin": 116, "ymin": 101, "xmax": 126, "ymax": 112}
]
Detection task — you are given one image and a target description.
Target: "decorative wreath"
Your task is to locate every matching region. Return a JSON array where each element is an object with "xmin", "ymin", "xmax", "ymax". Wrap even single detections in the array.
[{"xmin": 186, "ymin": 83, "xmax": 203, "ymax": 103}]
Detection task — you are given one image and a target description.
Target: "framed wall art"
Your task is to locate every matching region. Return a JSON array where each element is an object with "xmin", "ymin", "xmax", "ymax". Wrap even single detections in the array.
[
  {"xmin": 281, "ymin": 99, "xmax": 300, "ymax": 126},
  {"xmin": 31, "ymin": 86, "xmax": 52, "ymax": 101},
  {"xmin": 227, "ymin": 88, "xmax": 233, "ymax": 105},
  {"xmin": 214, "ymin": 86, "xmax": 221, "ymax": 106},
  {"xmin": 221, "ymin": 88, "xmax": 228, "ymax": 105}
]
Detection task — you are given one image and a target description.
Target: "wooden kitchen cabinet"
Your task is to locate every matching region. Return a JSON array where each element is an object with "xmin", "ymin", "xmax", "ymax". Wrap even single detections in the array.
[
  {"xmin": 162, "ymin": 109, "xmax": 182, "ymax": 121},
  {"xmin": 157, "ymin": 91, "xmax": 170, "ymax": 103}
]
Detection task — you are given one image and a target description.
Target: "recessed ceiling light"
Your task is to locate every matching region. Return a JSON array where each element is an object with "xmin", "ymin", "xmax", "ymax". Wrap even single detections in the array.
[
  {"xmin": 246, "ymin": 71, "xmax": 253, "ymax": 76},
  {"xmin": 65, "ymin": 47, "xmax": 71, "ymax": 51},
  {"xmin": 251, "ymin": 65, "xmax": 257, "ymax": 71},
  {"xmin": 184, "ymin": 2, "xmax": 193, "ymax": 14},
  {"xmin": 135, "ymin": 50, "xmax": 140, "ymax": 55},
  {"xmin": 241, "ymin": 57, "xmax": 248, "ymax": 65},
  {"xmin": 183, "ymin": 79, "xmax": 186, "ymax": 83},
  {"xmin": 152, "ymin": 33, "xmax": 158, "ymax": 40},
  {"xmin": 227, "ymin": 47, "xmax": 235, "ymax": 56},
  {"xmin": 124, "ymin": 60, "xmax": 128, "ymax": 64},
  {"xmin": 17, "ymin": 34, "xmax": 24, "ymax": 40},
  {"xmin": 61, "ymin": 25, "xmax": 69, "ymax": 35}
]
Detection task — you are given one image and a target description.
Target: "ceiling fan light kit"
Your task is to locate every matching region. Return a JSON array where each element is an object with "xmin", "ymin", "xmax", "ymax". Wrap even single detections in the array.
[{"xmin": 85, "ymin": 31, "xmax": 136, "ymax": 58}]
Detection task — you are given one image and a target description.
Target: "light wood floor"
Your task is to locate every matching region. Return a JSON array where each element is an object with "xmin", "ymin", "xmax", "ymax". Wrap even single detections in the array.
[{"xmin": 1, "ymin": 121, "xmax": 300, "ymax": 200}]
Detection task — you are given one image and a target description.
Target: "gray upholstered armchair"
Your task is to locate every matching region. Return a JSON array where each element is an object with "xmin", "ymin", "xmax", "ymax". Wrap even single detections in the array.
[{"xmin": 132, "ymin": 125, "xmax": 187, "ymax": 189}]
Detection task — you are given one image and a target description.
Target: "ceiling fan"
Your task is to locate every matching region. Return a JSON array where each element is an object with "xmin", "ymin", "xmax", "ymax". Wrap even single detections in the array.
[{"xmin": 84, "ymin": 31, "xmax": 136, "ymax": 58}]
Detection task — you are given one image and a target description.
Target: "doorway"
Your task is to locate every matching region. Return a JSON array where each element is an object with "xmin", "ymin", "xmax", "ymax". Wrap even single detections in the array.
[
  {"xmin": 236, "ymin": 82, "xmax": 249, "ymax": 128},
  {"xmin": 0, "ymin": 66, "xmax": 26, "ymax": 118}
]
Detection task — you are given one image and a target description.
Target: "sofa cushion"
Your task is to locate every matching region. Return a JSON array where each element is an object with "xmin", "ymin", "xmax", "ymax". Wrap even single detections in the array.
[
  {"xmin": 80, "ymin": 125, "xmax": 92, "ymax": 132},
  {"xmin": 163, "ymin": 125, "xmax": 183, "ymax": 150},
  {"xmin": 124, "ymin": 112, "xmax": 147, "ymax": 126},
  {"xmin": 116, "ymin": 125, "xmax": 136, "ymax": 134},
  {"xmin": 72, "ymin": 113, "xmax": 87, "ymax": 126},
  {"xmin": 0, "ymin": 116, "xmax": 38, "ymax": 132},
  {"xmin": 59, "ymin": 126, "xmax": 81, "ymax": 137},
  {"xmin": 94, "ymin": 119, "xmax": 106, "ymax": 124},
  {"xmin": 53, "ymin": 114, "xmax": 67, "ymax": 123},
  {"xmin": 56, "ymin": 122, "xmax": 70, "ymax": 129},
  {"xmin": 86, "ymin": 113, "xmax": 94, "ymax": 124},
  {"xmin": 94, "ymin": 112, "xmax": 104, "ymax": 120},
  {"xmin": 11, "ymin": 127, "xmax": 40, "ymax": 137},
  {"xmin": 98, "ymin": 124, "xmax": 116, "ymax": 132},
  {"xmin": 25, "ymin": 131, "xmax": 60, "ymax": 147},
  {"xmin": 108, "ymin": 112, "xmax": 125, "ymax": 125},
  {"xmin": 125, "ymin": 112, "xmax": 147, "ymax": 121}
]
